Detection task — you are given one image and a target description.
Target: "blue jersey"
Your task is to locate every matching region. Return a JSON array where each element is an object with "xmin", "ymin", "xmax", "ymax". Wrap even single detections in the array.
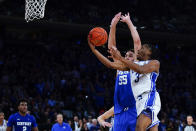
[
  {"xmin": 114, "ymin": 71, "xmax": 136, "ymax": 114},
  {"xmin": 7, "ymin": 112, "xmax": 37, "ymax": 131},
  {"xmin": 52, "ymin": 122, "xmax": 72, "ymax": 131}
]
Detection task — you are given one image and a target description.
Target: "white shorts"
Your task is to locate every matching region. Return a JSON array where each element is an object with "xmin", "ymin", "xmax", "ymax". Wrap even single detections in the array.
[{"xmin": 136, "ymin": 91, "xmax": 161, "ymax": 129}]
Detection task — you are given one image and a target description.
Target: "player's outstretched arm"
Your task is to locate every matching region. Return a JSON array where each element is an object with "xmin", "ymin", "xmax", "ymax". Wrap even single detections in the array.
[
  {"xmin": 121, "ymin": 13, "xmax": 141, "ymax": 59},
  {"xmin": 88, "ymin": 38, "xmax": 129, "ymax": 71},
  {"xmin": 97, "ymin": 106, "xmax": 114, "ymax": 128},
  {"xmin": 108, "ymin": 12, "xmax": 121, "ymax": 50},
  {"xmin": 109, "ymin": 47, "xmax": 160, "ymax": 74}
]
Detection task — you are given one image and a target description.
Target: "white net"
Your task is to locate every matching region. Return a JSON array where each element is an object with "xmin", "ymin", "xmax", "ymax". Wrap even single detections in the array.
[{"xmin": 25, "ymin": 0, "xmax": 47, "ymax": 22}]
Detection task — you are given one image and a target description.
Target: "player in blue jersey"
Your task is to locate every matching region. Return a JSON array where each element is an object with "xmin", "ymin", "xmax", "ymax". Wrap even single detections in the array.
[
  {"xmin": 98, "ymin": 12, "xmax": 141, "ymax": 130},
  {"xmin": 6, "ymin": 99, "xmax": 38, "ymax": 131},
  {"xmin": 89, "ymin": 12, "xmax": 141, "ymax": 131}
]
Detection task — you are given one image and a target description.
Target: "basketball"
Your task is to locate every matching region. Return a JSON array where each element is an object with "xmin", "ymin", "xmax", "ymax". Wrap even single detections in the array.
[{"xmin": 88, "ymin": 27, "xmax": 108, "ymax": 46}]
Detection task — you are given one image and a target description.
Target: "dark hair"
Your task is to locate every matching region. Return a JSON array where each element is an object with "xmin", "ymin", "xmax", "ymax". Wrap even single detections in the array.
[
  {"xmin": 144, "ymin": 44, "xmax": 160, "ymax": 60},
  {"xmin": 123, "ymin": 49, "xmax": 134, "ymax": 55},
  {"xmin": 128, "ymin": 49, "xmax": 134, "ymax": 52},
  {"xmin": 17, "ymin": 99, "xmax": 28, "ymax": 106}
]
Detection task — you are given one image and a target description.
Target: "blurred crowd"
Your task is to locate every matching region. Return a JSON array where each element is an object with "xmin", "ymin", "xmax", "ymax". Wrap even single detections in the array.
[{"xmin": 0, "ymin": 0, "xmax": 196, "ymax": 33}]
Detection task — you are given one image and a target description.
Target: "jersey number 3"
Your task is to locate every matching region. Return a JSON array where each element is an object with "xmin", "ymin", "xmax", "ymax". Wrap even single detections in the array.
[
  {"xmin": 119, "ymin": 75, "xmax": 127, "ymax": 85},
  {"xmin": 135, "ymin": 73, "xmax": 140, "ymax": 83}
]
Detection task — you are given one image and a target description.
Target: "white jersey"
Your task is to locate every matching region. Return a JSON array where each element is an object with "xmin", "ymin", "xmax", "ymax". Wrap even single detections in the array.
[
  {"xmin": 130, "ymin": 60, "xmax": 161, "ymax": 128},
  {"xmin": 131, "ymin": 60, "xmax": 159, "ymax": 99},
  {"xmin": 0, "ymin": 120, "xmax": 7, "ymax": 131}
]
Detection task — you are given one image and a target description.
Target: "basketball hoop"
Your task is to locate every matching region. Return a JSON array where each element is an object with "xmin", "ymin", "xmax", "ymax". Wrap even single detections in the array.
[{"xmin": 25, "ymin": 0, "xmax": 47, "ymax": 22}]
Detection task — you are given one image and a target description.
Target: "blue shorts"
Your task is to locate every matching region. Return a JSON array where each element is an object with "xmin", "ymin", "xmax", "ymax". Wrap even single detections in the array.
[{"xmin": 113, "ymin": 107, "xmax": 137, "ymax": 131}]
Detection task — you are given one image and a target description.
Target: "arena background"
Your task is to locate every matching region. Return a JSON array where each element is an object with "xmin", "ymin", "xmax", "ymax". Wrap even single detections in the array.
[{"xmin": 0, "ymin": 0, "xmax": 196, "ymax": 130}]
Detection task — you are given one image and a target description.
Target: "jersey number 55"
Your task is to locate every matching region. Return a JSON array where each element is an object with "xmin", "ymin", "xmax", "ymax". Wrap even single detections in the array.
[{"xmin": 119, "ymin": 75, "xmax": 127, "ymax": 85}]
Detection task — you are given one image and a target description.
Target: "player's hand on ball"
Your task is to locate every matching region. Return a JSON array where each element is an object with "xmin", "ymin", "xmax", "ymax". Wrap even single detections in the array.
[
  {"xmin": 100, "ymin": 121, "xmax": 112, "ymax": 128},
  {"xmin": 120, "ymin": 12, "xmax": 131, "ymax": 23},
  {"xmin": 111, "ymin": 12, "xmax": 121, "ymax": 26}
]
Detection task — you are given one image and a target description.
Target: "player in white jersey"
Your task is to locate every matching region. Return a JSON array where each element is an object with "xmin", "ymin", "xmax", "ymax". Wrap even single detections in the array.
[
  {"xmin": 0, "ymin": 111, "xmax": 7, "ymax": 131},
  {"xmin": 109, "ymin": 42, "xmax": 161, "ymax": 131}
]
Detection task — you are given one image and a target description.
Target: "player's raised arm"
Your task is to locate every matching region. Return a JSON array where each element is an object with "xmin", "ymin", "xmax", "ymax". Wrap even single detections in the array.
[
  {"xmin": 88, "ymin": 38, "xmax": 128, "ymax": 71},
  {"xmin": 109, "ymin": 47, "xmax": 160, "ymax": 74},
  {"xmin": 97, "ymin": 106, "xmax": 114, "ymax": 128},
  {"xmin": 108, "ymin": 12, "xmax": 121, "ymax": 50},
  {"xmin": 120, "ymin": 13, "xmax": 141, "ymax": 59}
]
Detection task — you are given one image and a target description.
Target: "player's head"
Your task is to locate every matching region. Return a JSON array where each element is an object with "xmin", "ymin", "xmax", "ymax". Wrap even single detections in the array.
[
  {"xmin": 56, "ymin": 113, "xmax": 63, "ymax": 124},
  {"xmin": 137, "ymin": 44, "xmax": 159, "ymax": 61},
  {"xmin": 187, "ymin": 115, "xmax": 193, "ymax": 125},
  {"xmin": 18, "ymin": 99, "xmax": 28, "ymax": 114},
  {"xmin": 0, "ymin": 111, "xmax": 4, "ymax": 121},
  {"xmin": 125, "ymin": 49, "xmax": 135, "ymax": 61}
]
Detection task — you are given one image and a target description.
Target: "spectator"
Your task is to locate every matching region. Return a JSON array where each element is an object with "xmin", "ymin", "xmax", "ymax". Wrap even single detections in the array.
[
  {"xmin": 51, "ymin": 113, "xmax": 72, "ymax": 131},
  {"xmin": 90, "ymin": 119, "xmax": 100, "ymax": 131},
  {"xmin": 0, "ymin": 111, "xmax": 7, "ymax": 131},
  {"xmin": 86, "ymin": 116, "xmax": 93, "ymax": 130},
  {"xmin": 82, "ymin": 123, "xmax": 89, "ymax": 131},
  {"xmin": 159, "ymin": 119, "xmax": 167, "ymax": 131},
  {"xmin": 81, "ymin": 118, "xmax": 89, "ymax": 131},
  {"xmin": 74, "ymin": 116, "xmax": 82, "ymax": 131},
  {"xmin": 167, "ymin": 121, "xmax": 175, "ymax": 131},
  {"xmin": 184, "ymin": 115, "xmax": 196, "ymax": 131}
]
